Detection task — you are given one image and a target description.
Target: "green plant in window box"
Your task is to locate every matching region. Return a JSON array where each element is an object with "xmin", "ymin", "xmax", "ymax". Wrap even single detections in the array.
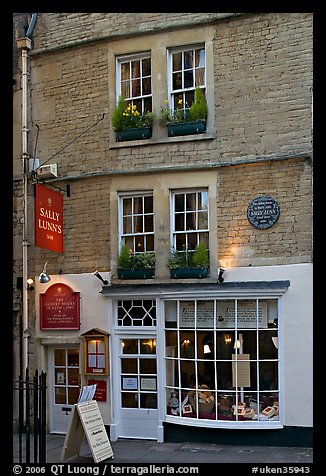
[
  {"xmin": 160, "ymin": 87, "xmax": 208, "ymax": 137},
  {"xmin": 169, "ymin": 242, "xmax": 209, "ymax": 279},
  {"xmin": 112, "ymin": 95, "xmax": 155, "ymax": 141},
  {"xmin": 117, "ymin": 243, "xmax": 155, "ymax": 279}
]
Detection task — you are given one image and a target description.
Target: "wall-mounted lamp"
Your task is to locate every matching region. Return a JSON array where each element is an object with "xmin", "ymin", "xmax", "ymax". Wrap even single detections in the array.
[
  {"xmin": 27, "ymin": 278, "xmax": 34, "ymax": 291},
  {"xmin": 217, "ymin": 267, "xmax": 225, "ymax": 284},
  {"xmin": 38, "ymin": 262, "xmax": 51, "ymax": 283},
  {"xmin": 93, "ymin": 270, "xmax": 108, "ymax": 285}
]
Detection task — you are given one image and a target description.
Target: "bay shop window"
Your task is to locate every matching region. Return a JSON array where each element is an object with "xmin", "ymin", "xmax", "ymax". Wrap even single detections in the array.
[{"xmin": 164, "ymin": 298, "xmax": 280, "ymax": 426}]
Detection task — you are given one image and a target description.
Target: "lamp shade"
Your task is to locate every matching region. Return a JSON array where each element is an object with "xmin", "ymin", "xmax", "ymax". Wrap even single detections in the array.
[{"xmin": 39, "ymin": 262, "xmax": 51, "ymax": 283}]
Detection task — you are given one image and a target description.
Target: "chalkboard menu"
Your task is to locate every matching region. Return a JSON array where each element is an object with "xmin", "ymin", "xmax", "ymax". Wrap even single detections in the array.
[{"xmin": 247, "ymin": 196, "xmax": 280, "ymax": 229}]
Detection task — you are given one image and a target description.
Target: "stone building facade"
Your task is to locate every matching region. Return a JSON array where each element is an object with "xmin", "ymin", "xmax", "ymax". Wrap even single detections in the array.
[{"xmin": 13, "ymin": 13, "xmax": 313, "ymax": 446}]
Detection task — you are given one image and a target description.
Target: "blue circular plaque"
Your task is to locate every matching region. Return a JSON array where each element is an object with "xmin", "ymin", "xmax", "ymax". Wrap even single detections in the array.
[{"xmin": 247, "ymin": 196, "xmax": 280, "ymax": 229}]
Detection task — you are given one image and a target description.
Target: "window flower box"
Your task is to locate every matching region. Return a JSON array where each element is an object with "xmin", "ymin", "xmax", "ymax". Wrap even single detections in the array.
[
  {"xmin": 170, "ymin": 267, "xmax": 209, "ymax": 279},
  {"xmin": 167, "ymin": 120, "xmax": 206, "ymax": 137},
  {"xmin": 115, "ymin": 127, "xmax": 152, "ymax": 142},
  {"xmin": 117, "ymin": 268, "xmax": 155, "ymax": 279},
  {"xmin": 168, "ymin": 242, "xmax": 209, "ymax": 279},
  {"xmin": 112, "ymin": 95, "xmax": 155, "ymax": 142},
  {"xmin": 117, "ymin": 244, "xmax": 155, "ymax": 280}
]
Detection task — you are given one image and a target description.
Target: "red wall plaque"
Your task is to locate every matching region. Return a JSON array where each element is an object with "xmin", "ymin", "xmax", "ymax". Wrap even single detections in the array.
[
  {"xmin": 35, "ymin": 184, "xmax": 64, "ymax": 253},
  {"xmin": 87, "ymin": 379, "xmax": 107, "ymax": 402},
  {"xmin": 40, "ymin": 283, "xmax": 80, "ymax": 330}
]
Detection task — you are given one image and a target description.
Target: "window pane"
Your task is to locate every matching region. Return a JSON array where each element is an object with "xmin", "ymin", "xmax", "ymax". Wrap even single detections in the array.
[
  {"xmin": 195, "ymin": 68, "xmax": 205, "ymax": 86},
  {"xmin": 132, "ymin": 60, "xmax": 140, "ymax": 78},
  {"xmin": 187, "ymin": 233, "xmax": 197, "ymax": 250},
  {"xmin": 180, "ymin": 360, "xmax": 195, "ymax": 388},
  {"xmin": 198, "ymin": 191, "xmax": 208, "ymax": 210},
  {"xmin": 121, "ymin": 82, "xmax": 130, "ymax": 99},
  {"xmin": 134, "ymin": 215, "xmax": 143, "ymax": 233},
  {"xmin": 140, "ymin": 393, "xmax": 157, "ymax": 408},
  {"xmin": 134, "ymin": 197, "xmax": 143, "ymax": 214},
  {"xmin": 186, "ymin": 193, "xmax": 196, "ymax": 211},
  {"xmin": 259, "ymin": 362, "xmax": 278, "ymax": 390},
  {"xmin": 123, "ymin": 198, "xmax": 132, "ymax": 215},
  {"xmin": 144, "ymin": 215, "xmax": 153, "ymax": 232},
  {"xmin": 144, "ymin": 196, "xmax": 153, "ymax": 213},
  {"xmin": 195, "ymin": 48, "xmax": 205, "ymax": 68},
  {"xmin": 184, "ymin": 51, "xmax": 193, "ymax": 69},
  {"xmin": 68, "ymin": 368, "xmax": 79, "ymax": 386},
  {"xmin": 174, "ymin": 194, "xmax": 184, "ymax": 212},
  {"xmin": 175, "ymin": 213, "xmax": 184, "ymax": 231},
  {"xmin": 140, "ymin": 339, "xmax": 156, "ymax": 354},
  {"xmin": 165, "ymin": 331, "xmax": 177, "ymax": 348},
  {"xmin": 55, "ymin": 387, "xmax": 66, "ymax": 404},
  {"xmin": 176, "ymin": 234, "xmax": 186, "ymax": 250},
  {"xmin": 184, "ymin": 70, "xmax": 193, "ymax": 89},
  {"xmin": 186, "ymin": 212, "xmax": 196, "ymax": 230},
  {"xmin": 122, "ymin": 393, "xmax": 138, "ymax": 408},
  {"xmin": 121, "ymin": 63, "xmax": 130, "ymax": 81},
  {"xmin": 122, "ymin": 339, "xmax": 138, "ymax": 354},
  {"xmin": 197, "ymin": 331, "xmax": 214, "ymax": 358},
  {"xmin": 135, "ymin": 237, "xmax": 144, "ymax": 252},
  {"xmin": 67, "ymin": 350, "xmax": 79, "ymax": 366},
  {"xmin": 131, "ymin": 79, "xmax": 141, "ymax": 97},
  {"xmin": 68, "ymin": 387, "xmax": 79, "ymax": 405},
  {"xmin": 54, "ymin": 349, "xmax": 65, "ymax": 366},
  {"xmin": 216, "ymin": 362, "xmax": 233, "ymax": 390},
  {"xmin": 172, "ymin": 52, "xmax": 182, "ymax": 71},
  {"xmin": 142, "ymin": 77, "xmax": 151, "ymax": 95},
  {"xmin": 121, "ymin": 358, "xmax": 137, "ymax": 373},
  {"xmin": 123, "ymin": 216, "xmax": 132, "ymax": 234},
  {"xmin": 144, "ymin": 97, "xmax": 152, "ymax": 112},
  {"xmin": 173, "ymin": 72, "xmax": 182, "ymax": 91},
  {"xmin": 140, "ymin": 359, "xmax": 156, "ymax": 374},
  {"xmin": 259, "ymin": 331, "xmax": 278, "ymax": 359},
  {"xmin": 198, "ymin": 211, "xmax": 208, "ymax": 229},
  {"xmin": 142, "ymin": 58, "xmax": 151, "ymax": 76},
  {"xmin": 145, "ymin": 234, "xmax": 154, "ymax": 252}
]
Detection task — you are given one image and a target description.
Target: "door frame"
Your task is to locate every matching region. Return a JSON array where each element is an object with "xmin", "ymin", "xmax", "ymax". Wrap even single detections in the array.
[
  {"xmin": 108, "ymin": 300, "xmax": 163, "ymax": 442},
  {"xmin": 47, "ymin": 344, "xmax": 81, "ymax": 434}
]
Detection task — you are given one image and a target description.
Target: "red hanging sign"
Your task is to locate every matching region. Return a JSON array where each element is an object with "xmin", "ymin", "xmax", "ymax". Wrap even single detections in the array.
[
  {"xmin": 35, "ymin": 184, "xmax": 64, "ymax": 253},
  {"xmin": 40, "ymin": 283, "xmax": 80, "ymax": 330}
]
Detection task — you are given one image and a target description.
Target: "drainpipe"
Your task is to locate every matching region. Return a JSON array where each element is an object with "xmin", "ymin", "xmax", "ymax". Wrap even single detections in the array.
[{"xmin": 16, "ymin": 13, "xmax": 37, "ymax": 373}]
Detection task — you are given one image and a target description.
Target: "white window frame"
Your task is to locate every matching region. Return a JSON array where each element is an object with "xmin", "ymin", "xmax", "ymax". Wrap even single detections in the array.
[
  {"xmin": 167, "ymin": 44, "xmax": 206, "ymax": 114},
  {"xmin": 118, "ymin": 191, "xmax": 154, "ymax": 254},
  {"xmin": 170, "ymin": 188, "xmax": 209, "ymax": 252},
  {"xmin": 116, "ymin": 51, "xmax": 152, "ymax": 113},
  {"xmin": 161, "ymin": 294, "xmax": 284, "ymax": 430}
]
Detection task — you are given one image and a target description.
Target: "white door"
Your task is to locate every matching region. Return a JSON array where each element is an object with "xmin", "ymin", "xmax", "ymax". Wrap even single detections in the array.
[
  {"xmin": 118, "ymin": 337, "xmax": 158, "ymax": 439},
  {"xmin": 48, "ymin": 346, "xmax": 80, "ymax": 433}
]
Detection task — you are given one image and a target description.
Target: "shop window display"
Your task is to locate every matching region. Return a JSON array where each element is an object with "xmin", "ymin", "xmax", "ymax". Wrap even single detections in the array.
[{"xmin": 165, "ymin": 299, "xmax": 279, "ymax": 424}]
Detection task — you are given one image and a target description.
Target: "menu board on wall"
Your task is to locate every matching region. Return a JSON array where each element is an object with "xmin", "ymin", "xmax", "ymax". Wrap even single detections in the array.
[
  {"xmin": 217, "ymin": 301, "xmax": 267, "ymax": 328},
  {"xmin": 180, "ymin": 301, "xmax": 214, "ymax": 327},
  {"xmin": 179, "ymin": 301, "xmax": 267, "ymax": 328}
]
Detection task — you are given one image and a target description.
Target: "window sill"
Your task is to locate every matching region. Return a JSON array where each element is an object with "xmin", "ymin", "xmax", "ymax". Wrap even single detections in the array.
[{"xmin": 109, "ymin": 132, "xmax": 216, "ymax": 149}]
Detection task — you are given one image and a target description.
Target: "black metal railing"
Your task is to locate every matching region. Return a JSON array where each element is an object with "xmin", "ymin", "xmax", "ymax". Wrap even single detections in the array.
[{"xmin": 15, "ymin": 368, "xmax": 47, "ymax": 463}]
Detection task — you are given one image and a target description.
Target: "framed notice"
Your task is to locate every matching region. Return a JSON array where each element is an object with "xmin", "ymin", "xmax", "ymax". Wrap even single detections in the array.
[
  {"xmin": 122, "ymin": 377, "xmax": 138, "ymax": 390},
  {"xmin": 232, "ymin": 354, "xmax": 251, "ymax": 388},
  {"xmin": 217, "ymin": 301, "xmax": 267, "ymax": 328},
  {"xmin": 180, "ymin": 301, "xmax": 214, "ymax": 328},
  {"xmin": 140, "ymin": 377, "xmax": 156, "ymax": 391}
]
